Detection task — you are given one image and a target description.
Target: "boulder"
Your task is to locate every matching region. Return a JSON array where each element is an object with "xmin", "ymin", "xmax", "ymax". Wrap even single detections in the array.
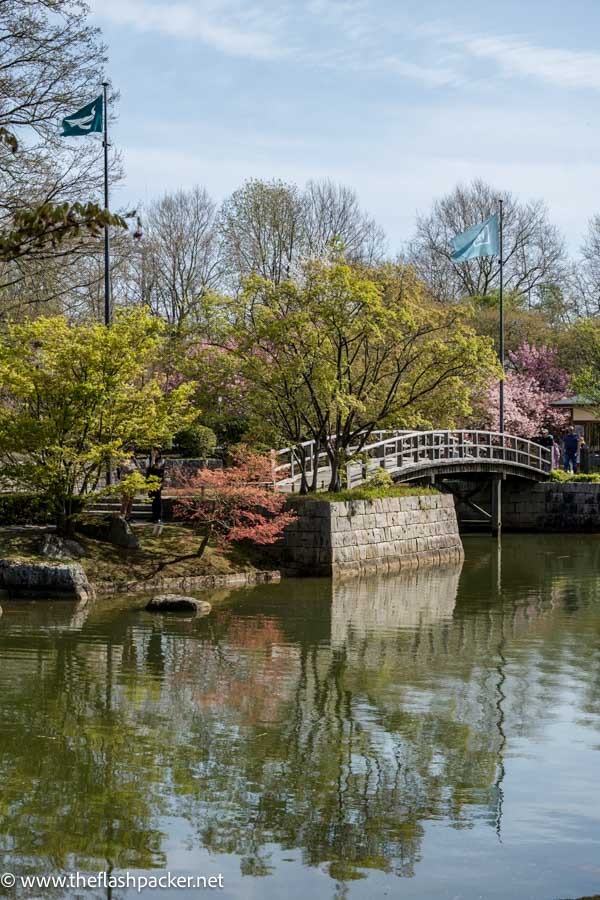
[
  {"xmin": 108, "ymin": 515, "xmax": 140, "ymax": 549},
  {"xmin": 38, "ymin": 534, "xmax": 86, "ymax": 560},
  {"xmin": 75, "ymin": 514, "xmax": 140, "ymax": 550},
  {"xmin": 145, "ymin": 594, "xmax": 211, "ymax": 615},
  {"xmin": 0, "ymin": 559, "xmax": 94, "ymax": 604}
]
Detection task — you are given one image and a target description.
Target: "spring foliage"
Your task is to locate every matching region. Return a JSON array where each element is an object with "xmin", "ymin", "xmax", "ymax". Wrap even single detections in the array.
[
  {"xmin": 174, "ymin": 450, "xmax": 295, "ymax": 555},
  {"xmin": 0, "ymin": 307, "xmax": 195, "ymax": 530},
  {"xmin": 222, "ymin": 260, "xmax": 500, "ymax": 490}
]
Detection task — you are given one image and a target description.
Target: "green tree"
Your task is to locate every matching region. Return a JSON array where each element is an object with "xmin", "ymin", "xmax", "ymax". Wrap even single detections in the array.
[
  {"xmin": 225, "ymin": 261, "xmax": 500, "ymax": 491},
  {"xmin": 0, "ymin": 307, "xmax": 194, "ymax": 532},
  {"xmin": 0, "ymin": 0, "xmax": 127, "ymax": 318},
  {"xmin": 469, "ymin": 290, "xmax": 558, "ymax": 357}
]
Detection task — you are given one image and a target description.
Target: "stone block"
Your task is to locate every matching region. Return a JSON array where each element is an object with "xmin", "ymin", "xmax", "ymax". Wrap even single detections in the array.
[{"xmin": 0, "ymin": 559, "xmax": 94, "ymax": 604}]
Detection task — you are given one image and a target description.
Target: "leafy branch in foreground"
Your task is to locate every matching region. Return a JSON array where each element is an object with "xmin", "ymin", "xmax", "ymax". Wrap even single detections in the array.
[{"xmin": 0, "ymin": 201, "xmax": 129, "ymax": 262}]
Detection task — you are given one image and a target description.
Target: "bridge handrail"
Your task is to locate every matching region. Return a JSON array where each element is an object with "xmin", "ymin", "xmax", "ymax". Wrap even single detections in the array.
[
  {"xmin": 273, "ymin": 429, "xmax": 408, "ymax": 462},
  {"xmin": 273, "ymin": 428, "xmax": 552, "ymax": 488},
  {"xmin": 361, "ymin": 429, "xmax": 551, "ymax": 458},
  {"xmin": 272, "ymin": 430, "xmax": 411, "ymax": 475}
]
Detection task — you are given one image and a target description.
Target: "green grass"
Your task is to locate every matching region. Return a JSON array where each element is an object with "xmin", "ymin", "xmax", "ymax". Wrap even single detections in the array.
[
  {"xmin": 0, "ymin": 524, "xmax": 275, "ymax": 587},
  {"xmin": 549, "ymin": 469, "xmax": 600, "ymax": 483},
  {"xmin": 288, "ymin": 483, "xmax": 438, "ymax": 504}
]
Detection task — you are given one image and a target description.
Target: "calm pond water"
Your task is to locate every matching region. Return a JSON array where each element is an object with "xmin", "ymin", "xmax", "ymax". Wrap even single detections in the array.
[{"xmin": 1, "ymin": 534, "xmax": 600, "ymax": 899}]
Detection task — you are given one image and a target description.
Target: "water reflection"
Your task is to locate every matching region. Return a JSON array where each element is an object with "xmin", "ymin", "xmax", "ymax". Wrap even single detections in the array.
[
  {"xmin": 331, "ymin": 564, "xmax": 461, "ymax": 645},
  {"xmin": 1, "ymin": 536, "xmax": 600, "ymax": 899}
]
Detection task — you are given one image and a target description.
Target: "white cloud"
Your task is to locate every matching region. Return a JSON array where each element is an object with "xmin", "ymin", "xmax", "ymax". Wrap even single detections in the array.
[
  {"xmin": 431, "ymin": 27, "xmax": 600, "ymax": 92},
  {"xmin": 378, "ymin": 56, "xmax": 461, "ymax": 88},
  {"xmin": 93, "ymin": 0, "xmax": 600, "ymax": 93},
  {"xmin": 305, "ymin": 0, "xmax": 373, "ymax": 41},
  {"xmin": 90, "ymin": 0, "xmax": 288, "ymax": 60}
]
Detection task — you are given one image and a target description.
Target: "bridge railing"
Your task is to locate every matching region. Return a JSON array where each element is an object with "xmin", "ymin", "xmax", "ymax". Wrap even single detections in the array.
[
  {"xmin": 272, "ymin": 430, "xmax": 410, "ymax": 483},
  {"xmin": 273, "ymin": 429, "xmax": 552, "ymax": 489},
  {"xmin": 348, "ymin": 430, "xmax": 552, "ymax": 487}
]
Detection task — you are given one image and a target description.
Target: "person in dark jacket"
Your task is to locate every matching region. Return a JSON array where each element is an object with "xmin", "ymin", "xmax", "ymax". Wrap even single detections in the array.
[
  {"xmin": 563, "ymin": 427, "xmax": 580, "ymax": 474},
  {"xmin": 146, "ymin": 450, "xmax": 166, "ymax": 522}
]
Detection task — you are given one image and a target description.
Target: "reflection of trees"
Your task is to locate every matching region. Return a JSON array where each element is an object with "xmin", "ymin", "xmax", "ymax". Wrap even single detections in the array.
[
  {"xmin": 0, "ymin": 632, "xmax": 168, "ymax": 898},
  {"xmin": 2, "ymin": 537, "xmax": 600, "ymax": 893}
]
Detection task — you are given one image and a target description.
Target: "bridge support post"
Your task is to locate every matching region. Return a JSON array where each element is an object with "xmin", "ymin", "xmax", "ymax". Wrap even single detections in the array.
[{"xmin": 491, "ymin": 476, "xmax": 502, "ymax": 537}]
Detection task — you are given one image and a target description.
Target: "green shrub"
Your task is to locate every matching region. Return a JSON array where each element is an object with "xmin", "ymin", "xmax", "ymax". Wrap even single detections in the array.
[
  {"xmin": 0, "ymin": 493, "xmax": 54, "ymax": 525},
  {"xmin": 367, "ymin": 467, "xmax": 394, "ymax": 489},
  {"xmin": 174, "ymin": 425, "xmax": 217, "ymax": 459},
  {"xmin": 550, "ymin": 470, "xmax": 600, "ymax": 483}
]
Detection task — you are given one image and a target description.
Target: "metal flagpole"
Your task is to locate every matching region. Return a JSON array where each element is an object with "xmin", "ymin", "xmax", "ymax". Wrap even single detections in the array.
[
  {"xmin": 102, "ymin": 82, "xmax": 112, "ymax": 487},
  {"xmin": 499, "ymin": 197, "xmax": 504, "ymax": 432},
  {"xmin": 102, "ymin": 81, "xmax": 111, "ymax": 328},
  {"xmin": 493, "ymin": 198, "xmax": 505, "ymax": 538}
]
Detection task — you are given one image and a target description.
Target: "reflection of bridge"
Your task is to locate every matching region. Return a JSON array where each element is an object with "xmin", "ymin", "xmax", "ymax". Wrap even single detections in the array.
[{"xmin": 273, "ymin": 430, "xmax": 552, "ymax": 493}]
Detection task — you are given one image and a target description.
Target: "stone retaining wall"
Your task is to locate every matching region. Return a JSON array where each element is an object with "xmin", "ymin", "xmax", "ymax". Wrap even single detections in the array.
[
  {"xmin": 94, "ymin": 569, "xmax": 281, "ymax": 596},
  {"xmin": 284, "ymin": 493, "xmax": 463, "ymax": 577},
  {"xmin": 502, "ymin": 481, "xmax": 600, "ymax": 530}
]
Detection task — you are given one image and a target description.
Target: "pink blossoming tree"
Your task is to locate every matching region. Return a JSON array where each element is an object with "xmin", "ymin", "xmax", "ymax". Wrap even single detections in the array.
[{"xmin": 476, "ymin": 342, "xmax": 569, "ymax": 438}]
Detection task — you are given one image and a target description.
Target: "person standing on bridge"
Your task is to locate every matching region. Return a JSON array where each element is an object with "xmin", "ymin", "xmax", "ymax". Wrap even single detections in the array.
[
  {"xmin": 552, "ymin": 436, "xmax": 560, "ymax": 470},
  {"xmin": 539, "ymin": 429, "xmax": 560, "ymax": 471},
  {"xmin": 563, "ymin": 426, "xmax": 580, "ymax": 474}
]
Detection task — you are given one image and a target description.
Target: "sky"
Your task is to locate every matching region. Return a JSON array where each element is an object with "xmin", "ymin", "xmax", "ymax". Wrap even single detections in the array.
[{"xmin": 88, "ymin": 0, "xmax": 600, "ymax": 255}]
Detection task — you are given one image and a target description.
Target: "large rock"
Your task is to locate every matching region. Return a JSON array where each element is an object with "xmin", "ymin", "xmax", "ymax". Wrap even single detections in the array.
[
  {"xmin": 145, "ymin": 594, "xmax": 211, "ymax": 615},
  {"xmin": 75, "ymin": 514, "xmax": 140, "ymax": 550},
  {"xmin": 107, "ymin": 515, "xmax": 140, "ymax": 549},
  {"xmin": 0, "ymin": 559, "xmax": 94, "ymax": 604},
  {"xmin": 38, "ymin": 534, "xmax": 86, "ymax": 560}
]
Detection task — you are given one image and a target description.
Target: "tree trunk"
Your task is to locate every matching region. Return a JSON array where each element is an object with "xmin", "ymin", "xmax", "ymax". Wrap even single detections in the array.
[
  {"xmin": 310, "ymin": 438, "xmax": 321, "ymax": 492},
  {"xmin": 197, "ymin": 532, "xmax": 210, "ymax": 559},
  {"xmin": 55, "ymin": 496, "xmax": 74, "ymax": 537},
  {"xmin": 298, "ymin": 444, "xmax": 309, "ymax": 495},
  {"xmin": 327, "ymin": 448, "xmax": 342, "ymax": 493}
]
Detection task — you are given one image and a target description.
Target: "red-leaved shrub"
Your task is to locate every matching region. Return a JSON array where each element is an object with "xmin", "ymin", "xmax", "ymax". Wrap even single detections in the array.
[{"xmin": 173, "ymin": 448, "xmax": 295, "ymax": 557}]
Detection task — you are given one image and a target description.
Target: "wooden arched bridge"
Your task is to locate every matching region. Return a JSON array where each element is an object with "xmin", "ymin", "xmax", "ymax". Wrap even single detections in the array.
[{"xmin": 273, "ymin": 429, "xmax": 552, "ymax": 493}]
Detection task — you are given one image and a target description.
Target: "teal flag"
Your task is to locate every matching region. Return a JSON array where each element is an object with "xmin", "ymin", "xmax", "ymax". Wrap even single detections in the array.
[
  {"xmin": 61, "ymin": 95, "xmax": 103, "ymax": 136},
  {"xmin": 451, "ymin": 214, "xmax": 499, "ymax": 262}
]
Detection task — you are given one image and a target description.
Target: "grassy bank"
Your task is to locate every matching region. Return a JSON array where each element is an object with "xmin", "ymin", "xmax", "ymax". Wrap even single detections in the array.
[
  {"xmin": 0, "ymin": 524, "xmax": 276, "ymax": 590},
  {"xmin": 288, "ymin": 483, "xmax": 438, "ymax": 504}
]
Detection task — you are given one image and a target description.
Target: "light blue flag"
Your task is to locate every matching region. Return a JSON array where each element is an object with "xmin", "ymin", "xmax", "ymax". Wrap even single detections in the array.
[{"xmin": 451, "ymin": 214, "xmax": 499, "ymax": 262}]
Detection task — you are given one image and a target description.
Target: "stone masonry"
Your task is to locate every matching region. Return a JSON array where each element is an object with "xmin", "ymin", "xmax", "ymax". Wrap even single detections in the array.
[
  {"xmin": 284, "ymin": 493, "xmax": 464, "ymax": 577},
  {"xmin": 501, "ymin": 481, "xmax": 600, "ymax": 531}
]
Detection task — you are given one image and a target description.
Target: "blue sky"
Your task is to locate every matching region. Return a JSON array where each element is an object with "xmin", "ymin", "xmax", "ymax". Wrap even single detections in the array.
[{"xmin": 89, "ymin": 0, "xmax": 600, "ymax": 254}]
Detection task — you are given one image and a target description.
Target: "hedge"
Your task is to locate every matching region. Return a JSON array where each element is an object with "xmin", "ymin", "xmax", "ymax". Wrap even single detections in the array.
[{"xmin": 0, "ymin": 493, "xmax": 84, "ymax": 526}]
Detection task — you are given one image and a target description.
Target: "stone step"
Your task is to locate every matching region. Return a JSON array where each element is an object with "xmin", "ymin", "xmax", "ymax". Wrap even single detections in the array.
[
  {"xmin": 90, "ymin": 502, "xmax": 151, "ymax": 510},
  {"xmin": 86, "ymin": 506, "xmax": 153, "ymax": 519}
]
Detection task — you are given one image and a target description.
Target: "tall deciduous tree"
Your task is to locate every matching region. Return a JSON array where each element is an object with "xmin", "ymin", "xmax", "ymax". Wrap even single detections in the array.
[
  {"xmin": 219, "ymin": 178, "xmax": 388, "ymax": 291},
  {"xmin": 409, "ymin": 179, "xmax": 566, "ymax": 304},
  {"xmin": 0, "ymin": 0, "xmax": 124, "ymax": 317},
  {"xmin": 303, "ymin": 179, "xmax": 386, "ymax": 265},
  {"xmin": 569, "ymin": 319, "xmax": 600, "ymax": 416},
  {"xmin": 0, "ymin": 307, "xmax": 194, "ymax": 531},
  {"xmin": 220, "ymin": 179, "xmax": 304, "ymax": 287},
  {"xmin": 130, "ymin": 187, "xmax": 223, "ymax": 332},
  {"xmin": 224, "ymin": 261, "xmax": 500, "ymax": 491},
  {"xmin": 573, "ymin": 215, "xmax": 600, "ymax": 317}
]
